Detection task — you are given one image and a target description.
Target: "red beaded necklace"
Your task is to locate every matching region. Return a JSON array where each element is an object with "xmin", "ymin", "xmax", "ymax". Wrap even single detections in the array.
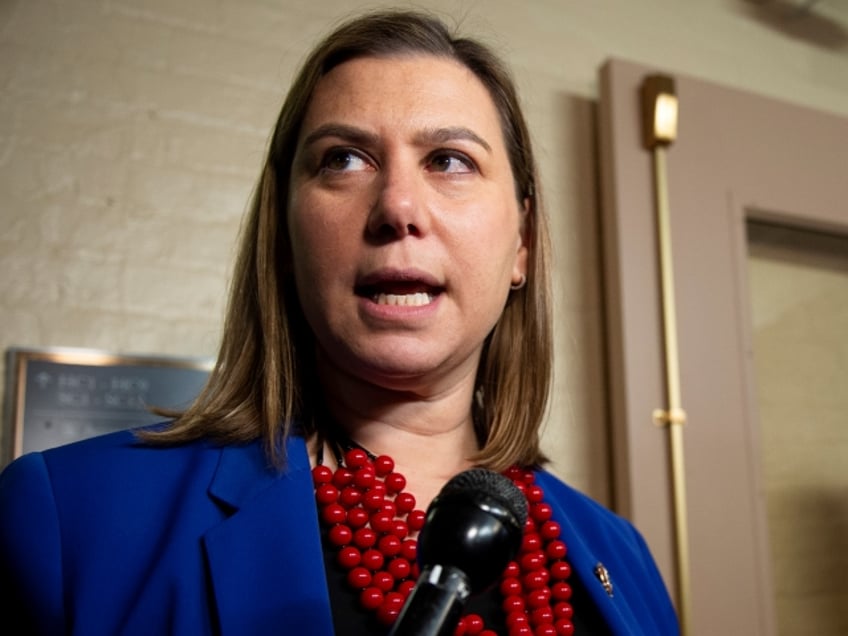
[{"xmin": 312, "ymin": 445, "xmax": 576, "ymax": 636}]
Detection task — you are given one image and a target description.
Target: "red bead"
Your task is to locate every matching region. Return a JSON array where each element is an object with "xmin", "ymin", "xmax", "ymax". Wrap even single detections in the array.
[
  {"xmin": 361, "ymin": 548, "xmax": 385, "ymax": 570},
  {"xmin": 328, "ymin": 524, "xmax": 352, "ymax": 546},
  {"xmin": 375, "ymin": 606, "xmax": 400, "ymax": 626},
  {"xmin": 520, "ymin": 551, "xmax": 546, "ymax": 571},
  {"xmin": 505, "ymin": 466, "xmax": 523, "ymax": 480},
  {"xmin": 530, "ymin": 503, "xmax": 553, "ymax": 522},
  {"xmin": 522, "ymin": 471, "xmax": 535, "ymax": 485},
  {"xmin": 546, "ymin": 540, "xmax": 567, "ymax": 560},
  {"xmin": 392, "ymin": 519, "xmax": 409, "ymax": 539},
  {"xmin": 523, "ymin": 569, "xmax": 550, "ymax": 589},
  {"xmin": 346, "ymin": 506, "xmax": 369, "ymax": 528},
  {"xmin": 551, "ymin": 582, "xmax": 572, "ymax": 601},
  {"xmin": 376, "ymin": 593, "xmax": 403, "ymax": 625},
  {"xmin": 554, "ymin": 619, "xmax": 574, "ymax": 636},
  {"xmin": 505, "ymin": 611, "xmax": 529, "ymax": 629},
  {"xmin": 339, "ymin": 486, "xmax": 363, "ymax": 507},
  {"xmin": 500, "ymin": 576, "xmax": 522, "ymax": 597},
  {"xmin": 378, "ymin": 534, "xmax": 402, "ymax": 557},
  {"xmin": 526, "ymin": 587, "xmax": 552, "ymax": 608},
  {"xmin": 525, "ymin": 485, "xmax": 544, "ymax": 503},
  {"xmin": 401, "ymin": 539, "xmax": 417, "ymax": 561},
  {"xmin": 398, "ymin": 579, "xmax": 415, "ymax": 597},
  {"xmin": 371, "ymin": 511, "xmax": 395, "ymax": 533},
  {"xmin": 463, "ymin": 614, "xmax": 484, "ymax": 634},
  {"xmin": 509, "ymin": 624, "xmax": 533, "ymax": 636},
  {"xmin": 530, "ymin": 606, "xmax": 554, "ymax": 626},
  {"xmin": 345, "ymin": 448, "xmax": 370, "ymax": 468},
  {"xmin": 332, "ymin": 467, "xmax": 354, "ymax": 488},
  {"xmin": 455, "ymin": 619, "xmax": 468, "ymax": 636},
  {"xmin": 353, "ymin": 527, "xmax": 377, "ymax": 549},
  {"xmin": 315, "ymin": 483, "xmax": 339, "ymax": 505},
  {"xmin": 360, "ymin": 586, "xmax": 383, "ymax": 610},
  {"xmin": 407, "ymin": 510, "xmax": 426, "ymax": 531},
  {"xmin": 521, "ymin": 532, "xmax": 542, "ymax": 553},
  {"xmin": 549, "ymin": 561, "xmax": 571, "ymax": 580},
  {"xmin": 385, "ymin": 472, "xmax": 407, "ymax": 493},
  {"xmin": 540, "ymin": 521, "xmax": 561, "ymax": 540},
  {"xmin": 553, "ymin": 602, "xmax": 573, "ymax": 620},
  {"xmin": 480, "ymin": 631, "xmax": 498, "ymax": 636},
  {"xmin": 347, "ymin": 566, "xmax": 372, "ymax": 589},
  {"xmin": 322, "ymin": 503, "xmax": 346, "ymax": 525},
  {"xmin": 353, "ymin": 467, "xmax": 376, "ymax": 489},
  {"xmin": 363, "ymin": 490, "xmax": 386, "ymax": 510},
  {"xmin": 535, "ymin": 625, "xmax": 557, "ymax": 636},
  {"xmin": 374, "ymin": 455, "xmax": 394, "ymax": 476},
  {"xmin": 395, "ymin": 492, "xmax": 416, "ymax": 513},
  {"xmin": 337, "ymin": 546, "xmax": 361, "ymax": 568},
  {"xmin": 387, "ymin": 557, "xmax": 411, "ymax": 580},
  {"xmin": 372, "ymin": 570, "xmax": 395, "ymax": 591},
  {"xmin": 379, "ymin": 501, "xmax": 398, "ymax": 516},
  {"xmin": 312, "ymin": 465, "xmax": 333, "ymax": 484},
  {"xmin": 504, "ymin": 561, "xmax": 521, "ymax": 578},
  {"xmin": 502, "ymin": 594, "xmax": 525, "ymax": 614},
  {"xmin": 383, "ymin": 591, "xmax": 405, "ymax": 609}
]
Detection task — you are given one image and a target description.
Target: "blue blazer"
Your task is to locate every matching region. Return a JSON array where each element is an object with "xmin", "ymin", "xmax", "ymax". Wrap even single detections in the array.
[{"xmin": 0, "ymin": 429, "xmax": 679, "ymax": 635}]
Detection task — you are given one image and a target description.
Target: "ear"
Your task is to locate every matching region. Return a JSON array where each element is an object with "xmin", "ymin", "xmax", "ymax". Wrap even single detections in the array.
[{"xmin": 511, "ymin": 197, "xmax": 531, "ymax": 286}]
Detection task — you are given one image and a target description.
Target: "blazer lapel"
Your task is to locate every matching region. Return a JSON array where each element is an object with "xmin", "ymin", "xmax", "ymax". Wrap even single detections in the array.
[{"xmin": 203, "ymin": 437, "xmax": 335, "ymax": 635}]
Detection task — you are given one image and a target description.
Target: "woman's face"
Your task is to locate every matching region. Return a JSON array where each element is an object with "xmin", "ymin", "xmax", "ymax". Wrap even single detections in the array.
[{"xmin": 288, "ymin": 54, "xmax": 528, "ymax": 394}]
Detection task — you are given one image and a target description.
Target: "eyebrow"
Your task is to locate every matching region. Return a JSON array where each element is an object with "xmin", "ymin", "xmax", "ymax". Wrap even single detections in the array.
[
  {"xmin": 302, "ymin": 124, "xmax": 379, "ymax": 149},
  {"xmin": 301, "ymin": 123, "xmax": 492, "ymax": 154},
  {"xmin": 414, "ymin": 126, "xmax": 492, "ymax": 154}
]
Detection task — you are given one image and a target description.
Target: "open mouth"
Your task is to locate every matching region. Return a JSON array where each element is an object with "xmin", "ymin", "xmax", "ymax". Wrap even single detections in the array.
[
  {"xmin": 372, "ymin": 291, "xmax": 433, "ymax": 306},
  {"xmin": 355, "ymin": 280, "xmax": 442, "ymax": 307}
]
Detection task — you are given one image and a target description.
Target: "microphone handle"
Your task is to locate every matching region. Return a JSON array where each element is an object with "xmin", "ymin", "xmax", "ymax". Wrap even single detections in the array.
[{"xmin": 388, "ymin": 565, "xmax": 471, "ymax": 636}]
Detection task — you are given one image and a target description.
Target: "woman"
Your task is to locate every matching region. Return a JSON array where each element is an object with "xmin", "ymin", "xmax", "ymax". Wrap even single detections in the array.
[{"xmin": 0, "ymin": 9, "xmax": 679, "ymax": 635}]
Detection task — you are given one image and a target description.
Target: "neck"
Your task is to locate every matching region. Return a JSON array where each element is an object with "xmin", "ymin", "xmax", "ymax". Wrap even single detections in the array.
[{"xmin": 312, "ymin": 358, "xmax": 481, "ymax": 510}]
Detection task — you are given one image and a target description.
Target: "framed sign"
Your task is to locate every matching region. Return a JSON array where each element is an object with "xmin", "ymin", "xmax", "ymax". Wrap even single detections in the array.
[{"xmin": 2, "ymin": 347, "xmax": 214, "ymax": 465}]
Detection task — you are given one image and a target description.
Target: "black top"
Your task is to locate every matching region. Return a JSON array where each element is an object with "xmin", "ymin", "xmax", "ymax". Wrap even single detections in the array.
[{"xmin": 321, "ymin": 526, "xmax": 613, "ymax": 635}]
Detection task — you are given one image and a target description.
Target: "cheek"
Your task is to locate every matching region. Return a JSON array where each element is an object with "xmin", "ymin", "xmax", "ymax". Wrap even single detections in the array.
[
  {"xmin": 289, "ymin": 193, "xmax": 329, "ymax": 268},
  {"xmin": 288, "ymin": 196, "xmax": 355, "ymax": 308}
]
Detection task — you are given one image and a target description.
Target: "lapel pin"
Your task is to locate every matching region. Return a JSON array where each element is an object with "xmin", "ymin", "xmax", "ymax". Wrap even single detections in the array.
[{"xmin": 594, "ymin": 562, "xmax": 614, "ymax": 597}]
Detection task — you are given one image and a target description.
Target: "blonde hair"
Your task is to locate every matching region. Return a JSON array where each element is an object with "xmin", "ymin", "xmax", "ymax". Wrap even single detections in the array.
[{"xmin": 143, "ymin": 9, "xmax": 553, "ymax": 472}]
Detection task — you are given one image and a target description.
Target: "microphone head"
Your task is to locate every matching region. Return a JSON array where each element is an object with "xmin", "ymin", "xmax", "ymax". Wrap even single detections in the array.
[{"xmin": 417, "ymin": 468, "xmax": 529, "ymax": 594}]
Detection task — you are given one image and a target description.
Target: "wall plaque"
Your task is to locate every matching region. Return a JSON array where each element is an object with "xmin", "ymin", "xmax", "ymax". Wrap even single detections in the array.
[{"xmin": 3, "ymin": 347, "xmax": 213, "ymax": 465}]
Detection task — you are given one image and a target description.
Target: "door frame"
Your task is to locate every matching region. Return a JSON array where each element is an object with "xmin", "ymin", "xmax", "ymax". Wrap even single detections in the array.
[{"xmin": 598, "ymin": 57, "xmax": 848, "ymax": 634}]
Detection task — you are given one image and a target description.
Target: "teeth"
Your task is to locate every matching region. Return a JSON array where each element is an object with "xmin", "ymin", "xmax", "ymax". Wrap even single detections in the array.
[{"xmin": 374, "ymin": 292, "xmax": 433, "ymax": 307}]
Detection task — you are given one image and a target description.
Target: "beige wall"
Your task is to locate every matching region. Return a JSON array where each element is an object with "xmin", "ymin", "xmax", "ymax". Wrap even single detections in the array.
[{"xmin": 2, "ymin": 0, "xmax": 847, "ymax": 505}]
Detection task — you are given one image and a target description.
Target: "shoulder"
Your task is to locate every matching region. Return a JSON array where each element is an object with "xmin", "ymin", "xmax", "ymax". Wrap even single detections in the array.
[
  {"xmin": 7, "ymin": 426, "xmax": 222, "ymax": 483},
  {"xmin": 533, "ymin": 469, "xmax": 624, "ymax": 527},
  {"xmin": 0, "ymin": 428, "xmax": 220, "ymax": 631},
  {"xmin": 0, "ymin": 427, "xmax": 235, "ymax": 539},
  {"xmin": 532, "ymin": 468, "xmax": 653, "ymax": 560},
  {"xmin": 532, "ymin": 469, "xmax": 679, "ymax": 634}
]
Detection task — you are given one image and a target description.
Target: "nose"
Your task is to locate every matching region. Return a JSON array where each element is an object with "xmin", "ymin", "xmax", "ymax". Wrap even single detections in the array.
[{"xmin": 366, "ymin": 163, "xmax": 429, "ymax": 240}]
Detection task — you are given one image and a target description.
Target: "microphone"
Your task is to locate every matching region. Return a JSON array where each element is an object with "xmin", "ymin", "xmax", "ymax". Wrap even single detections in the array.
[{"xmin": 388, "ymin": 468, "xmax": 529, "ymax": 636}]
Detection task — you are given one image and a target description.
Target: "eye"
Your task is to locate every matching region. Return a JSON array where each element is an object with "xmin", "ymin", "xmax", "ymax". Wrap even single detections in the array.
[
  {"xmin": 428, "ymin": 151, "xmax": 475, "ymax": 174},
  {"xmin": 320, "ymin": 148, "xmax": 372, "ymax": 173}
]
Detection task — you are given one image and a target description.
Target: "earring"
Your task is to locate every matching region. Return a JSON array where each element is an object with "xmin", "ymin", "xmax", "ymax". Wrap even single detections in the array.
[{"xmin": 510, "ymin": 275, "xmax": 526, "ymax": 291}]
